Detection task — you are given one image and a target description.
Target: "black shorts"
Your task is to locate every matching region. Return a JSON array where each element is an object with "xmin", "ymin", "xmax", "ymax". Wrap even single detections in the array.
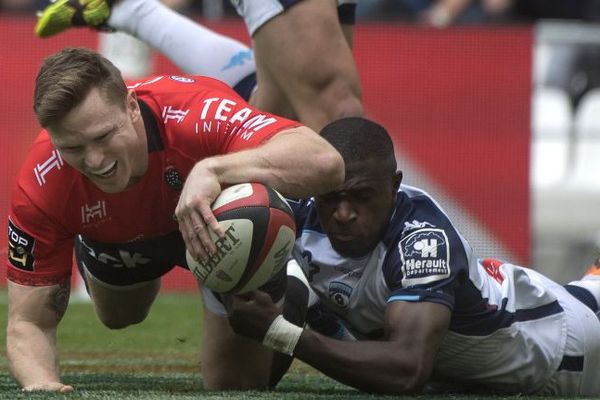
[{"xmin": 75, "ymin": 231, "xmax": 188, "ymax": 287}]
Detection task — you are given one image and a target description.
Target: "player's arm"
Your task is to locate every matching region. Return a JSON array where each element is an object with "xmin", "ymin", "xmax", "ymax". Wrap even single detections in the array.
[
  {"xmin": 6, "ymin": 280, "xmax": 73, "ymax": 393},
  {"xmin": 295, "ymin": 300, "xmax": 450, "ymax": 393},
  {"xmin": 182, "ymin": 125, "xmax": 344, "ymax": 200},
  {"xmin": 176, "ymin": 125, "xmax": 344, "ymax": 261},
  {"xmin": 228, "ymin": 291, "xmax": 451, "ymax": 394}
]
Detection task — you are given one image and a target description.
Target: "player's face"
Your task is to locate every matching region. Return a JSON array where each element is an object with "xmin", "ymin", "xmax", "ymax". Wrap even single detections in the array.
[
  {"xmin": 49, "ymin": 88, "xmax": 148, "ymax": 193},
  {"xmin": 315, "ymin": 158, "xmax": 400, "ymax": 258}
]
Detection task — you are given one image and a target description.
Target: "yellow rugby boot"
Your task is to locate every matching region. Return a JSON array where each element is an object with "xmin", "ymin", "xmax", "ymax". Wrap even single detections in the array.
[{"xmin": 35, "ymin": 0, "xmax": 113, "ymax": 38}]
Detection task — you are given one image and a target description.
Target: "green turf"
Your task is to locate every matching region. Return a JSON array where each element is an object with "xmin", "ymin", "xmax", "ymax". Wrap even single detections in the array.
[
  {"xmin": 0, "ymin": 290, "xmax": 359, "ymax": 399},
  {"xmin": 0, "ymin": 290, "xmax": 584, "ymax": 399}
]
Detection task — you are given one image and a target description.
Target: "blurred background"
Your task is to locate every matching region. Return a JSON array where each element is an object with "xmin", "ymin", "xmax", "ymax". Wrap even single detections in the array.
[{"xmin": 1, "ymin": 0, "xmax": 600, "ymax": 294}]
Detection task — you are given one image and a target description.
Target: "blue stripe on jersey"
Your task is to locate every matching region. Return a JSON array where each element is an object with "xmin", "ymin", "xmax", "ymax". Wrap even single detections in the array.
[
  {"xmin": 451, "ymin": 299, "xmax": 564, "ymax": 336},
  {"xmin": 564, "ymin": 284, "xmax": 599, "ymax": 312},
  {"xmin": 558, "ymin": 355, "xmax": 584, "ymax": 372},
  {"xmin": 389, "ymin": 281, "xmax": 457, "ymax": 309},
  {"xmin": 515, "ymin": 300, "xmax": 563, "ymax": 321},
  {"xmin": 388, "ymin": 294, "xmax": 421, "ymax": 302}
]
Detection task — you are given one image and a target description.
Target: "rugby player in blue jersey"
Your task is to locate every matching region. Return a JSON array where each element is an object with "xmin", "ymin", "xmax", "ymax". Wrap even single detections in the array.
[{"xmin": 225, "ymin": 117, "xmax": 600, "ymax": 395}]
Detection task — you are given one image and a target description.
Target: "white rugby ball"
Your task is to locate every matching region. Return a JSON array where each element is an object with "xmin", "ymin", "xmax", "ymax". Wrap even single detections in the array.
[{"xmin": 186, "ymin": 183, "xmax": 296, "ymax": 294}]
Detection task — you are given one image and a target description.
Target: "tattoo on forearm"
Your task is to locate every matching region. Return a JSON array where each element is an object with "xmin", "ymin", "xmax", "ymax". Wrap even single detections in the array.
[{"xmin": 48, "ymin": 282, "xmax": 70, "ymax": 321}]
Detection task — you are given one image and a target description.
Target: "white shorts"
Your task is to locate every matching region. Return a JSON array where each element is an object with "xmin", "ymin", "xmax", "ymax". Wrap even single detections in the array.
[
  {"xmin": 538, "ymin": 288, "xmax": 600, "ymax": 396},
  {"xmin": 230, "ymin": 0, "xmax": 358, "ymax": 36},
  {"xmin": 411, "ymin": 265, "xmax": 600, "ymax": 395}
]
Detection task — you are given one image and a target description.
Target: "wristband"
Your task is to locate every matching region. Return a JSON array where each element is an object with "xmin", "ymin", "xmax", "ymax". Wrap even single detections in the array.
[{"xmin": 262, "ymin": 315, "xmax": 303, "ymax": 356}]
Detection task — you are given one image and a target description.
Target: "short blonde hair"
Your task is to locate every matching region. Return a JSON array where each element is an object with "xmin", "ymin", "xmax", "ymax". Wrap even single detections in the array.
[{"xmin": 33, "ymin": 47, "xmax": 128, "ymax": 128}]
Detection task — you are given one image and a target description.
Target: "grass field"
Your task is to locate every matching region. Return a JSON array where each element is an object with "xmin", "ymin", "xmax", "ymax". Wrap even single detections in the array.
[
  {"xmin": 0, "ymin": 290, "xmax": 358, "ymax": 399},
  {"xmin": 0, "ymin": 290, "xmax": 566, "ymax": 400}
]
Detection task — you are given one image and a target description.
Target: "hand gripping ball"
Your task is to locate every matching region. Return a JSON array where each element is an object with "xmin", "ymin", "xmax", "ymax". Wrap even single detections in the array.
[{"xmin": 186, "ymin": 183, "xmax": 296, "ymax": 294}]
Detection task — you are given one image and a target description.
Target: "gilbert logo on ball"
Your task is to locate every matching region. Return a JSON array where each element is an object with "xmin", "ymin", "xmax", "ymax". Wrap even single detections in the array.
[{"xmin": 186, "ymin": 183, "xmax": 296, "ymax": 294}]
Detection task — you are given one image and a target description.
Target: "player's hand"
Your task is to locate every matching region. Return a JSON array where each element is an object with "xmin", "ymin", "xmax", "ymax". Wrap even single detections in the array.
[
  {"xmin": 22, "ymin": 382, "xmax": 74, "ymax": 392},
  {"xmin": 227, "ymin": 291, "xmax": 280, "ymax": 342},
  {"xmin": 175, "ymin": 162, "xmax": 225, "ymax": 261}
]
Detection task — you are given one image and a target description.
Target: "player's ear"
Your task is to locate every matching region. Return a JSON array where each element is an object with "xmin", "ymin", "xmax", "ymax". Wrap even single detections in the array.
[
  {"xmin": 126, "ymin": 89, "xmax": 140, "ymax": 121},
  {"xmin": 393, "ymin": 171, "xmax": 403, "ymax": 190}
]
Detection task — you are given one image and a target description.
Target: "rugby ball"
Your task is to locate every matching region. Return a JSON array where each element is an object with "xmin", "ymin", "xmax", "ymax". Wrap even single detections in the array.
[{"xmin": 186, "ymin": 183, "xmax": 296, "ymax": 294}]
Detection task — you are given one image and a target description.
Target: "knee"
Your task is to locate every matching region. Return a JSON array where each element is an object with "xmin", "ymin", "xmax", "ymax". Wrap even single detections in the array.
[
  {"xmin": 299, "ymin": 74, "xmax": 363, "ymax": 127},
  {"xmin": 329, "ymin": 87, "xmax": 363, "ymax": 120},
  {"xmin": 323, "ymin": 77, "xmax": 363, "ymax": 119}
]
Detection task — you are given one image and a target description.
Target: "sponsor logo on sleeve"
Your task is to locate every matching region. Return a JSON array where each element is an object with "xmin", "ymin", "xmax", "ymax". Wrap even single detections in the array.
[
  {"xmin": 399, "ymin": 228, "xmax": 450, "ymax": 287},
  {"xmin": 7, "ymin": 219, "xmax": 35, "ymax": 271},
  {"xmin": 162, "ymin": 106, "xmax": 189, "ymax": 124}
]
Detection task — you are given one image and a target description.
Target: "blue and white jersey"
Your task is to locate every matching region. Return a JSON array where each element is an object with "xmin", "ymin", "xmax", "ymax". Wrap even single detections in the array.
[{"xmin": 290, "ymin": 184, "xmax": 574, "ymax": 394}]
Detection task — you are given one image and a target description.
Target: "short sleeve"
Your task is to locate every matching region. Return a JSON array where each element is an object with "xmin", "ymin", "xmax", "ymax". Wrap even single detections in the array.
[
  {"xmin": 6, "ymin": 185, "xmax": 74, "ymax": 286},
  {"xmin": 383, "ymin": 226, "xmax": 470, "ymax": 311}
]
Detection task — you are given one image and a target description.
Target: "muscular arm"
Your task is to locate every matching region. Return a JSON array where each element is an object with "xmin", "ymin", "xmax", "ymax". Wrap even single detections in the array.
[
  {"xmin": 229, "ymin": 292, "xmax": 451, "ymax": 394},
  {"xmin": 189, "ymin": 126, "xmax": 344, "ymax": 199},
  {"xmin": 176, "ymin": 126, "xmax": 344, "ymax": 260},
  {"xmin": 293, "ymin": 301, "xmax": 451, "ymax": 393},
  {"xmin": 6, "ymin": 280, "xmax": 73, "ymax": 392}
]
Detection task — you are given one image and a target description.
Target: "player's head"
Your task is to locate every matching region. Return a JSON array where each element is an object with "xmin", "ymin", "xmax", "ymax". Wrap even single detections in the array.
[
  {"xmin": 34, "ymin": 47, "xmax": 128, "ymax": 127},
  {"xmin": 316, "ymin": 117, "xmax": 402, "ymax": 258},
  {"xmin": 33, "ymin": 47, "xmax": 147, "ymax": 193}
]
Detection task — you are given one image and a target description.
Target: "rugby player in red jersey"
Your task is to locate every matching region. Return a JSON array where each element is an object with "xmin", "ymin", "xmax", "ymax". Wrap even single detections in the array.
[{"xmin": 6, "ymin": 47, "xmax": 343, "ymax": 392}]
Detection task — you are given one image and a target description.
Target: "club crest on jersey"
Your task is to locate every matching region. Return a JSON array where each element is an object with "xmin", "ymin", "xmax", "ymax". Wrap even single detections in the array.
[
  {"xmin": 399, "ymin": 228, "xmax": 450, "ymax": 287},
  {"xmin": 7, "ymin": 219, "xmax": 35, "ymax": 271},
  {"xmin": 169, "ymin": 75, "xmax": 195, "ymax": 83},
  {"xmin": 164, "ymin": 167, "xmax": 183, "ymax": 191},
  {"xmin": 329, "ymin": 281, "xmax": 353, "ymax": 308}
]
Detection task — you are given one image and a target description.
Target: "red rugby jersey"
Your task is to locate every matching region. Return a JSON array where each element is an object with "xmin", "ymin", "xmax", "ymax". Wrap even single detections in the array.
[{"xmin": 7, "ymin": 74, "xmax": 300, "ymax": 286}]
